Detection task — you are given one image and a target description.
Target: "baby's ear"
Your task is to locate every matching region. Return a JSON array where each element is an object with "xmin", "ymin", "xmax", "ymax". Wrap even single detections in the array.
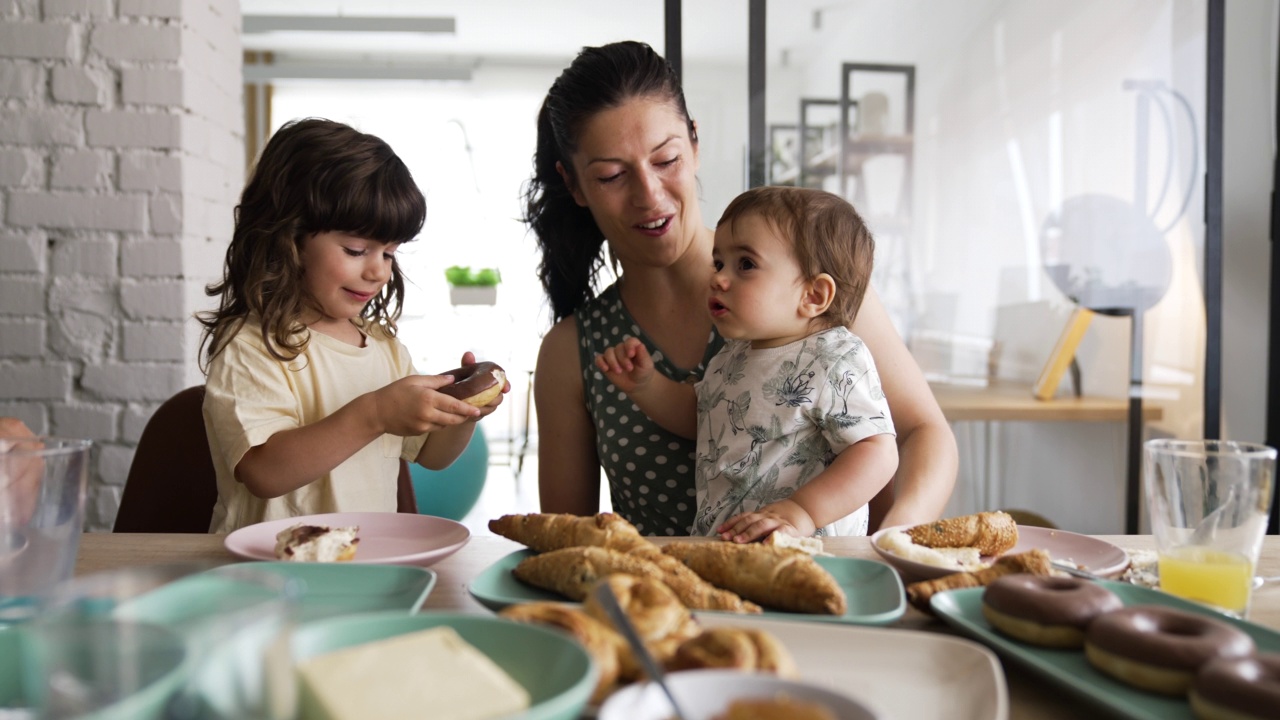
[{"xmin": 799, "ymin": 274, "xmax": 836, "ymax": 319}]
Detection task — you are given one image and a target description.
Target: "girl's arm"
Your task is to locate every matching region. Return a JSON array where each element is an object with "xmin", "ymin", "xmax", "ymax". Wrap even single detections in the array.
[
  {"xmin": 717, "ymin": 434, "xmax": 898, "ymax": 541},
  {"xmin": 852, "ymin": 287, "xmax": 958, "ymax": 529},
  {"xmin": 594, "ymin": 336, "xmax": 697, "ymax": 438},
  {"xmin": 236, "ymin": 373, "xmax": 478, "ymax": 498},
  {"xmin": 414, "ymin": 351, "xmax": 510, "ymax": 469},
  {"xmin": 535, "ymin": 318, "xmax": 606, "ymax": 516}
]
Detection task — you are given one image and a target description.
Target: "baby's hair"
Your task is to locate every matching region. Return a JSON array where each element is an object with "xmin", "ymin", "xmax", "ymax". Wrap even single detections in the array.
[
  {"xmin": 717, "ymin": 186, "xmax": 874, "ymax": 328},
  {"xmin": 198, "ymin": 118, "xmax": 426, "ymax": 369}
]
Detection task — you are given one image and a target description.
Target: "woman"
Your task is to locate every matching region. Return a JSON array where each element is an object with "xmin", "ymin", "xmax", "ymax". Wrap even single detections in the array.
[{"xmin": 525, "ymin": 41, "xmax": 956, "ymax": 536}]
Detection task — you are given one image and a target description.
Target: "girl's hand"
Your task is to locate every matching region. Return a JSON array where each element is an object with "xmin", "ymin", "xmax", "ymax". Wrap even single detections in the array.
[
  {"xmin": 593, "ymin": 337, "xmax": 655, "ymax": 396},
  {"xmin": 717, "ymin": 500, "xmax": 817, "ymax": 543},
  {"xmin": 457, "ymin": 351, "xmax": 510, "ymax": 422},
  {"xmin": 373, "ymin": 373, "xmax": 480, "ymax": 436}
]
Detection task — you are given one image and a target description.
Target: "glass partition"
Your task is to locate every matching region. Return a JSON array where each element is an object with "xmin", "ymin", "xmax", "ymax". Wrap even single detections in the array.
[{"xmin": 760, "ymin": 0, "xmax": 1210, "ymax": 533}]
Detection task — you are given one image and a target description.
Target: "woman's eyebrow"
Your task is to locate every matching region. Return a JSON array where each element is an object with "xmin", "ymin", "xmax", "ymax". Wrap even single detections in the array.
[{"xmin": 585, "ymin": 135, "xmax": 680, "ymax": 166}]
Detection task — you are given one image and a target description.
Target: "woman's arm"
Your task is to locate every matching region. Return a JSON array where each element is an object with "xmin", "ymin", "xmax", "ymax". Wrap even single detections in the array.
[
  {"xmin": 535, "ymin": 318, "xmax": 605, "ymax": 516},
  {"xmin": 852, "ymin": 287, "xmax": 958, "ymax": 529}
]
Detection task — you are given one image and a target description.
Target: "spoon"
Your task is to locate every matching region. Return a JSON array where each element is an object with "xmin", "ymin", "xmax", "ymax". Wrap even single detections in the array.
[{"xmin": 591, "ymin": 582, "xmax": 690, "ymax": 720}]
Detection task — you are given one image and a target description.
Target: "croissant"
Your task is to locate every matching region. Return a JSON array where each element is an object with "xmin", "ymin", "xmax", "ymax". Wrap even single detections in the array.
[
  {"xmin": 497, "ymin": 602, "xmax": 625, "ymax": 702},
  {"xmin": 627, "ymin": 544, "xmax": 762, "ymax": 614},
  {"xmin": 582, "ymin": 574, "xmax": 700, "ymax": 676},
  {"xmin": 904, "ymin": 548, "xmax": 1054, "ymax": 612},
  {"xmin": 904, "ymin": 511, "xmax": 1018, "ymax": 556},
  {"xmin": 488, "ymin": 512, "xmax": 652, "ymax": 553},
  {"xmin": 662, "ymin": 541, "xmax": 846, "ymax": 615},
  {"xmin": 667, "ymin": 627, "xmax": 799, "ymax": 678},
  {"xmin": 511, "ymin": 546, "xmax": 667, "ymax": 601}
]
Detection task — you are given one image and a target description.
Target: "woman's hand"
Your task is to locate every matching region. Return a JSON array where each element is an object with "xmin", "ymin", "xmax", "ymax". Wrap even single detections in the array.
[{"xmin": 717, "ymin": 499, "xmax": 817, "ymax": 543}]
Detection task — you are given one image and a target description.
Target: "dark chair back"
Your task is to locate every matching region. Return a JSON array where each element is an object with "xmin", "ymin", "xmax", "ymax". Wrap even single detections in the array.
[{"xmin": 114, "ymin": 386, "xmax": 417, "ymax": 533}]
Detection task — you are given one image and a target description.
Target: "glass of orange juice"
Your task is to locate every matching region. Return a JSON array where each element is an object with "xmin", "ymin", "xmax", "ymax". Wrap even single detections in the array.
[{"xmin": 1143, "ymin": 439, "xmax": 1276, "ymax": 618}]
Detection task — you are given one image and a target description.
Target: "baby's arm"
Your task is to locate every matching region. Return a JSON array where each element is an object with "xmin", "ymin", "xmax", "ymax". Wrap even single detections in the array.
[
  {"xmin": 594, "ymin": 336, "xmax": 696, "ymax": 438},
  {"xmin": 717, "ymin": 434, "xmax": 899, "ymax": 542},
  {"xmin": 235, "ymin": 372, "xmax": 483, "ymax": 499}
]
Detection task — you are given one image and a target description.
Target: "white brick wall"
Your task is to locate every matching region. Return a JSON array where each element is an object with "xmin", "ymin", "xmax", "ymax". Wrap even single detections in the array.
[{"xmin": 0, "ymin": 1, "xmax": 243, "ymax": 530}]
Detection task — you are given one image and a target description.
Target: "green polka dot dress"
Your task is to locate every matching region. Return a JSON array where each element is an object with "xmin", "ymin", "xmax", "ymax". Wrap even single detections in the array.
[{"xmin": 574, "ymin": 284, "xmax": 723, "ymax": 536}]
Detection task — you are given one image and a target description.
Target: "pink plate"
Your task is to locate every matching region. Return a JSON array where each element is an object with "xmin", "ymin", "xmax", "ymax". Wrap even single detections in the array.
[
  {"xmin": 224, "ymin": 512, "xmax": 470, "ymax": 567},
  {"xmin": 870, "ymin": 524, "xmax": 1129, "ymax": 581}
]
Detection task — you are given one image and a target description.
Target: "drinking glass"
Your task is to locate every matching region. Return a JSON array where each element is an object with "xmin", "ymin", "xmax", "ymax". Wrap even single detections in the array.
[
  {"xmin": 0, "ymin": 436, "xmax": 92, "ymax": 619},
  {"xmin": 4, "ymin": 563, "xmax": 298, "ymax": 719},
  {"xmin": 1143, "ymin": 438, "xmax": 1276, "ymax": 617}
]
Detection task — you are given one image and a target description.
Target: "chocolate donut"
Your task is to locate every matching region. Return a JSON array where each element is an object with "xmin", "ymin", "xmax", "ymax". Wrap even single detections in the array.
[
  {"xmin": 1189, "ymin": 653, "xmax": 1280, "ymax": 720},
  {"xmin": 436, "ymin": 361, "xmax": 505, "ymax": 406},
  {"xmin": 981, "ymin": 574, "xmax": 1123, "ymax": 648},
  {"xmin": 1084, "ymin": 605, "xmax": 1256, "ymax": 695}
]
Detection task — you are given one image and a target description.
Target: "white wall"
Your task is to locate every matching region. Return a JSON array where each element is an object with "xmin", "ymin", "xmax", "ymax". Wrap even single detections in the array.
[{"xmin": 0, "ymin": 0, "xmax": 243, "ymax": 529}]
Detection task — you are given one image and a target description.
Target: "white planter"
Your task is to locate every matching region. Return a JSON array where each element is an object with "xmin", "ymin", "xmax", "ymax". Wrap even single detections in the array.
[{"xmin": 449, "ymin": 285, "xmax": 498, "ymax": 306}]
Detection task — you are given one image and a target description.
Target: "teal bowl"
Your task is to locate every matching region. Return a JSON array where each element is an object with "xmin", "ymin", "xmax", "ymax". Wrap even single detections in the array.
[{"xmin": 290, "ymin": 611, "xmax": 596, "ymax": 720}]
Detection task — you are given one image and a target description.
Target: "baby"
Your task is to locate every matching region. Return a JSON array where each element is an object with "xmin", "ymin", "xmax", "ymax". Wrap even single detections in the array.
[{"xmin": 596, "ymin": 186, "xmax": 898, "ymax": 541}]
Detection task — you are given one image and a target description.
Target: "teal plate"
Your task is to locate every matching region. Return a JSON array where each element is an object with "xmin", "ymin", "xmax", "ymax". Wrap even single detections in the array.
[
  {"xmin": 117, "ymin": 562, "xmax": 436, "ymax": 623},
  {"xmin": 931, "ymin": 581, "xmax": 1280, "ymax": 720},
  {"xmin": 467, "ymin": 549, "xmax": 906, "ymax": 626},
  {"xmin": 291, "ymin": 611, "xmax": 596, "ymax": 720}
]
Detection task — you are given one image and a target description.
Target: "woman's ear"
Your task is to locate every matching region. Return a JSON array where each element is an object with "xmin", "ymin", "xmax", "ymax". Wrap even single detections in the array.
[
  {"xmin": 555, "ymin": 161, "xmax": 588, "ymax": 207},
  {"xmin": 799, "ymin": 273, "xmax": 836, "ymax": 319}
]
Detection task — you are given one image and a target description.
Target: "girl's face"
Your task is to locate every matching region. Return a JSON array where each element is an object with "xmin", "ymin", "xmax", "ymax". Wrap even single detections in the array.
[
  {"xmin": 708, "ymin": 213, "xmax": 813, "ymax": 349},
  {"xmin": 299, "ymin": 231, "xmax": 398, "ymax": 338},
  {"xmin": 561, "ymin": 95, "xmax": 702, "ymax": 270}
]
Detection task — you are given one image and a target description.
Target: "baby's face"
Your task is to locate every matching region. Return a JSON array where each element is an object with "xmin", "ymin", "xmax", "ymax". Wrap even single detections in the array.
[{"xmin": 708, "ymin": 214, "xmax": 814, "ymax": 349}]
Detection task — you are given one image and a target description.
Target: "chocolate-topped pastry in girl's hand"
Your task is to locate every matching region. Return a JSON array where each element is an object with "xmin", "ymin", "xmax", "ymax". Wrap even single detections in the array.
[{"xmin": 436, "ymin": 361, "xmax": 506, "ymax": 406}]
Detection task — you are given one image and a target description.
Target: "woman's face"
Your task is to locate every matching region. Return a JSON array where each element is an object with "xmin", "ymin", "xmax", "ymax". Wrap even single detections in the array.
[{"xmin": 561, "ymin": 95, "xmax": 702, "ymax": 270}]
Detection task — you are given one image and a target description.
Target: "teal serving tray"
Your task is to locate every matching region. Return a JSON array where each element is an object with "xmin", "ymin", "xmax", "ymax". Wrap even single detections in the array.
[
  {"xmin": 931, "ymin": 581, "xmax": 1280, "ymax": 720},
  {"xmin": 468, "ymin": 549, "xmax": 906, "ymax": 626}
]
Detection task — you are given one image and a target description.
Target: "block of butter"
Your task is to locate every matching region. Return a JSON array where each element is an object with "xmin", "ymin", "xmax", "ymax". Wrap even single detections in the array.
[{"xmin": 297, "ymin": 626, "xmax": 531, "ymax": 720}]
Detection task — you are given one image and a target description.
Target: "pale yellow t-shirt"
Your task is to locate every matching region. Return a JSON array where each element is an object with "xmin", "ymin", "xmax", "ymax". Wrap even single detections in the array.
[{"xmin": 203, "ymin": 321, "xmax": 428, "ymax": 533}]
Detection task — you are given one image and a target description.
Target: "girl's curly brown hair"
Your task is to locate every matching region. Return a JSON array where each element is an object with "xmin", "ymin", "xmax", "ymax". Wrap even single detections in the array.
[{"xmin": 198, "ymin": 118, "xmax": 426, "ymax": 370}]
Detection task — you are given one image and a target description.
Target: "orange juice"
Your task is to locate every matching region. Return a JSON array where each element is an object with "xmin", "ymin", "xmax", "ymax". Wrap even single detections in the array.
[{"xmin": 1158, "ymin": 547, "xmax": 1254, "ymax": 614}]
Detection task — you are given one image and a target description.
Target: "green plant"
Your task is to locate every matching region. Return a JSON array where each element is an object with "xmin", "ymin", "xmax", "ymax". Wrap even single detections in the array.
[{"xmin": 444, "ymin": 266, "xmax": 501, "ymax": 287}]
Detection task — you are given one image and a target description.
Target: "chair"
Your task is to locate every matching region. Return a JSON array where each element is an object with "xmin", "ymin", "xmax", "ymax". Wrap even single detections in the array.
[{"xmin": 114, "ymin": 386, "xmax": 417, "ymax": 533}]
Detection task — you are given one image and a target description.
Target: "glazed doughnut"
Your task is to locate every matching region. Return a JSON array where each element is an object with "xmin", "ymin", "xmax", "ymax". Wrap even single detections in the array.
[
  {"xmin": 980, "ymin": 574, "xmax": 1122, "ymax": 648},
  {"xmin": 1189, "ymin": 653, "xmax": 1280, "ymax": 720},
  {"xmin": 436, "ymin": 361, "xmax": 505, "ymax": 406},
  {"xmin": 1084, "ymin": 605, "xmax": 1256, "ymax": 695}
]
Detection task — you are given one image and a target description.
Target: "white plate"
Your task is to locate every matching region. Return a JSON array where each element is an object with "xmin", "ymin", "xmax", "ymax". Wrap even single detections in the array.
[
  {"xmin": 870, "ymin": 525, "xmax": 1130, "ymax": 581},
  {"xmin": 224, "ymin": 512, "xmax": 469, "ymax": 567},
  {"xmin": 692, "ymin": 614, "xmax": 1008, "ymax": 720}
]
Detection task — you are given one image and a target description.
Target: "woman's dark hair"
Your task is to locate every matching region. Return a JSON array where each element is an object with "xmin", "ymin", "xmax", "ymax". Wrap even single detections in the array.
[
  {"xmin": 198, "ymin": 118, "xmax": 426, "ymax": 369},
  {"xmin": 523, "ymin": 41, "xmax": 696, "ymax": 322}
]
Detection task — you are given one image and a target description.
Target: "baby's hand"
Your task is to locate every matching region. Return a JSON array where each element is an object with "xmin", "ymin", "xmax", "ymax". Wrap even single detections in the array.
[
  {"xmin": 455, "ymin": 351, "xmax": 510, "ymax": 421},
  {"xmin": 593, "ymin": 337, "xmax": 655, "ymax": 396},
  {"xmin": 373, "ymin": 373, "xmax": 480, "ymax": 436},
  {"xmin": 716, "ymin": 500, "xmax": 816, "ymax": 543}
]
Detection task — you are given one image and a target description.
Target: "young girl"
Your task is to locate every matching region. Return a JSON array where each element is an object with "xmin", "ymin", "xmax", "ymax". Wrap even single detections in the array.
[
  {"xmin": 199, "ymin": 118, "xmax": 505, "ymax": 533},
  {"xmin": 595, "ymin": 186, "xmax": 898, "ymax": 542}
]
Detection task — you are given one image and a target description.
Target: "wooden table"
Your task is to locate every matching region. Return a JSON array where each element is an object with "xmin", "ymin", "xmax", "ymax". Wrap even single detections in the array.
[
  {"xmin": 930, "ymin": 380, "xmax": 1164, "ymax": 533},
  {"xmin": 76, "ymin": 533, "xmax": 1280, "ymax": 720}
]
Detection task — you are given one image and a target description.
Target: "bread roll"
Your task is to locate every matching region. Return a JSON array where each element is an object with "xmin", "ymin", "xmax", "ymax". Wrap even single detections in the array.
[
  {"xmin": 662, "ymin": 541, "xmax": 846, "ymax": 615},
  {"xmin": 905, "ymin": 548, "xmax": 1054, "ymax": 612},
  {"xmin": 511, "ymin": 546, "xmax": 666, "ymax": 601},
  {"xmin": 626, "ymin": 544, "xmax": 762, "ymax": 614},
  {"xmin": 668, "ymin": 627, "xmax": 798, "ymax": 678},
  {"xmin": 904, "ymin": 511, "xmax": 1018, "ymax": 556},
  {"xmin": 498, "ymin": 602, "xmax": 624, "ymax": 702},
  {"xmin": 489, "ymin": 512, "xmax": 651, "ymax": 553}
]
